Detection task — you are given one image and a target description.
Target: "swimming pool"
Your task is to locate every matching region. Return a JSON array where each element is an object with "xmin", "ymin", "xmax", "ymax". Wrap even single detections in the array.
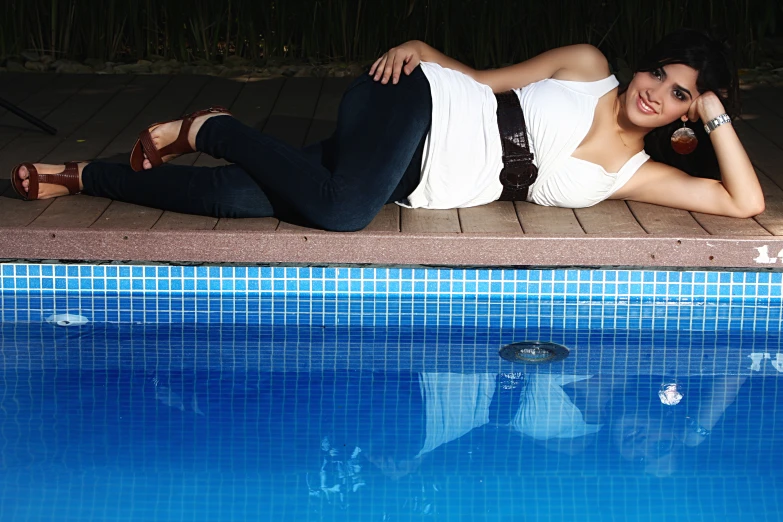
[{"xmin": 1, "ymin": 263, "xmax": 781, "ymax": 521}]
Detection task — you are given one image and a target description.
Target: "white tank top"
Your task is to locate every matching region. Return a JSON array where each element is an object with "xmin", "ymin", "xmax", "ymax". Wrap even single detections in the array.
[
  {"xmin": 399, "ymin": 62, "xmax": 504, "ymax": 209},
  {"xmin": 398, "ymin": 63, "xmax": 649, "ymax": 209},
  {"xmin": 510, "ymin": 374, "xmax": 604, "ymax": 440},
  {"xmin": 516, "ymin": 75, "xmax": 650, "ymax": 207},
  {"xmin": 414, "ymin": 372, "xmax": 496, "ymax": 458}
]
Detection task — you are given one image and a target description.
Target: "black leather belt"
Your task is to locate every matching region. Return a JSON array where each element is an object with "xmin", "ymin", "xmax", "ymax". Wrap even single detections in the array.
[{"xmin": 495, "ymin": 91, "xmax": 538, "ymax": 201}]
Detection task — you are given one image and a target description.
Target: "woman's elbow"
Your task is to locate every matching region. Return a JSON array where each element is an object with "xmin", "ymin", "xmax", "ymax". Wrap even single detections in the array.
[
  {"xmin": 731, "ymin": 201, "xmax": 765, "ymax": 219},
  {"xmin": 745, "ymin": 193, "xmax": 766, "ymax": 217},
  {"xmin": 747, "ymin": 202, "xmax": 766, "ymax": 218}
]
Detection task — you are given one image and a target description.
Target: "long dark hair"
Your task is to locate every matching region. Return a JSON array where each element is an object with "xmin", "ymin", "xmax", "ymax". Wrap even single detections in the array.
[{"xmin": 620, "ymin": 29, "xmax": 738, "ymax": 179}]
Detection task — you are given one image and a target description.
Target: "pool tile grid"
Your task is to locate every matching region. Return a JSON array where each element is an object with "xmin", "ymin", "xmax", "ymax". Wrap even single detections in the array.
[
  {"xmin": 2, "ymin": 263, "xmax": 782, "ymax": 299},
  {"xmin": 2, "ymin": 293, "xmax": 782, "ymax": 330},
  {"xmin": 1, "ymin": 263, "xmax": 782, "ymax": 334}
]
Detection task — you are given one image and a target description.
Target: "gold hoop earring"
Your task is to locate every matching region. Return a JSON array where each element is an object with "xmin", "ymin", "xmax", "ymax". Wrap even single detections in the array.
[{"xmin": 671, "ymin": 120, "xmax": 698, "ymax": 155}]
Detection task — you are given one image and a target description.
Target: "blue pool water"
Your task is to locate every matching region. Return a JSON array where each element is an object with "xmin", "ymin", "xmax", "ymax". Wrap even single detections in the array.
[{"xmin": 1, "ymin": 264, "xmax": 782, "ymax": 521}]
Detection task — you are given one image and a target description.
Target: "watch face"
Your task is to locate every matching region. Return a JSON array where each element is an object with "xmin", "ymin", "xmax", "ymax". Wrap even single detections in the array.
[{"xmin": 706, "ymin": 114, "xmax": 731, "ymax": 134}]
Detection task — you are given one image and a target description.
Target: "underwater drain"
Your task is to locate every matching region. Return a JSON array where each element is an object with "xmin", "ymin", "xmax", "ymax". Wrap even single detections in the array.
[
  {"xmin": 46, "ymin": 313, "xmax": 89, "ymax": 327},
  {"xmin": 499, "ymin": 341, "xmax": 570, "ymax": 365}
]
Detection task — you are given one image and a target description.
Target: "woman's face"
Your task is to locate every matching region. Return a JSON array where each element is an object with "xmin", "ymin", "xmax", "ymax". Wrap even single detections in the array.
[
  {"xmin": 612, "ymin": 412, "xmax": 683, "ymax": 461},
  {"xmin": 625, "ymin": 63, "xmax": 701, "ymax": 128},
  {"xmin": 613, "ymin": 413, "xmax": 686, "ymax": 477}
]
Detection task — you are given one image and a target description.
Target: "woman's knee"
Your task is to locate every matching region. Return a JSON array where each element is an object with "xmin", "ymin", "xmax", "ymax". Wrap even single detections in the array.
[
  {"xmin": 308, "ymin": 202, "xmax": 378, "ymax": 232},
  {"xmin": 314, "ymin": 216, "xmax": 374, "ymax": 233},
  {"xmin": 204, "ymin": 166, "xmax": 274, "ymax": 218}
]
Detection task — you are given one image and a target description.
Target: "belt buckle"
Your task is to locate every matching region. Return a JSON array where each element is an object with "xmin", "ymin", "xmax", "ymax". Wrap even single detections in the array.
[{"xmin": 499, "ymin": 161, "xmax": 536, "ymax": 190}]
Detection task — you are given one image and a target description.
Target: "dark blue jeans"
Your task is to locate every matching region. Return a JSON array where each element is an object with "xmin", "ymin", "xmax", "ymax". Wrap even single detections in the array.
[{"xmin": 82, "ymin": 67, "xmax": 432, "ymax": 231}]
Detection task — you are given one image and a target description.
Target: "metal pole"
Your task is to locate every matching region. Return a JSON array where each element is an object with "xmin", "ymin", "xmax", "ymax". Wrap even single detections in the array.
[{"xmin": 0, "ymin": 97, "xmax": 57, "ymax": 135}]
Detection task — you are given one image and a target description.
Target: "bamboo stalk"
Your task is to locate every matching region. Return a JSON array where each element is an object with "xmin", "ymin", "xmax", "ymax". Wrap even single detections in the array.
[{"xmin": 0, "ymin": 0, "xmax": 774, "ymax": 68}]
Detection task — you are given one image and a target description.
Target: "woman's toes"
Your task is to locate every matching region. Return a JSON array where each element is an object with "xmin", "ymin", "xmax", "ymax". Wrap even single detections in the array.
[
  {"xmin": 143, "ymin": 158, "xmax": 152, "ymax": 170},
  {"xmin": 149, "ymin": 121, "xmax": 180, "ymax": 149},
  {"xmin": 22, "ymin": 179, "xmax": 29, "ymax": 190},
  {"xmin": 17, "ymin": 165, "xmax": 28, "ymax": 180}
]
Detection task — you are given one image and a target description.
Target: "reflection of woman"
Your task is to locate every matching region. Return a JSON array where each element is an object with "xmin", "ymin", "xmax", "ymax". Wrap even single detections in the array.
[
  {"xmin": 367, "ymin": 372, "xmax": 607, "ymax": 476},
  {"xmin": 364, "ymin": 372, "xmax": 610, "ymax": 478},
  {"xmin": 491, "ymin": 373, "xmax": 748, "ymax": 477},
  {"xmin": 610, "ymin": 374, "xmax": 748, "ymax": 477},
  {"xmin": 13, "ymin": 30, "xmax": 763, "ymax": 230},
  {"xmin": 497, "ymin": 373, "xmax": 608, "ymax": 457},
  {"xmin": 364, "ymin": 372, "xmax": 496, "ymax": 479},
  {"xmin": 510, "ymin": 374, "xmax": 604, "ymax": 441},
  {"xmin": 329, "ymin": 372, "xmax": 747, "ymax": 480}
]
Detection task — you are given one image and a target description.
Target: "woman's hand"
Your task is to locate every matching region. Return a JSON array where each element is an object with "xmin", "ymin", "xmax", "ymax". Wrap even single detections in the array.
[
  {"xmin": 365, "ymin": 454, "xmax": 423, "ymax": 480},
  {"xmin": 687, "ymin": 91, "xmax": 727, "ymax": 123},
  {"xmin": 369, "ymin": 41, "xmax": 422, "ymax": 85}
]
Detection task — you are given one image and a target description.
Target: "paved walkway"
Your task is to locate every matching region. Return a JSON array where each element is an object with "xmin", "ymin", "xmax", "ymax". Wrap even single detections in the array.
[{"xmin": 0, "ymin": 72, "xmax": 781, "ymax": 268}]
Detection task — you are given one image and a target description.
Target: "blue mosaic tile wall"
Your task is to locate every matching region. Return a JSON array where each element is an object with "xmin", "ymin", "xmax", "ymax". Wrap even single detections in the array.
[
  {"xmin": 2, "ymin": 263, "xmax": 782, "ymax": 299},
  {"xmin": 1, "ymin": 263, "xmax": 782, "ymax": 334},
  {"xmin": 1, "ymin": 262, "xmax": 782, "ymax": 375},
  {"xmin": 0, "ymin": 264, "xmax": 783, "ymax": 332}
]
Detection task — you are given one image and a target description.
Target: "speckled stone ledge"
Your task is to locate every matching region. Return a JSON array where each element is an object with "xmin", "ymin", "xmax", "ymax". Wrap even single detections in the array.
[{"xmin": 1, "ymin": 228, "xmax": 782, "ymax": 270}]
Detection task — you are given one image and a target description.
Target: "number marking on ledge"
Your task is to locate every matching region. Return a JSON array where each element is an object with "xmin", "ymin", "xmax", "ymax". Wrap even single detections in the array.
[{"xmin": 753, "ymin": 245, "xmax": 783, "ymax": 264}]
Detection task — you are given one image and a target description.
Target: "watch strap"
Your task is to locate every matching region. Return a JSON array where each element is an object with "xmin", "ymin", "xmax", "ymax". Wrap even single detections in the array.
[
  {"xmin": 703, "ymin": 113, "xmax": 731, "ymax": 134},
  {"xmin": 687, "ymin": 418, "xmax": 711, "ymax": 437}
]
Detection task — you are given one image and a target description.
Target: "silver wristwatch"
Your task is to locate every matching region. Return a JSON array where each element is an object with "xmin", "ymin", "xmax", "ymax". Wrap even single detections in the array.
[
  {"xmin": 703, "ymin": 113, "xmax": 731, "ymax": 134},
  {"xmin": 687, "ymin": 418, "xmax": 711, "ymax": 437}
]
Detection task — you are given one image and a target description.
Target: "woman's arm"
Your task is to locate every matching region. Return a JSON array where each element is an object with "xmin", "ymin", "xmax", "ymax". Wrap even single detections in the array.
[
  {"xmin": 683, "ymin": 374, "xmax": 748, "ymax": 447},
  {"xmin": 612, "ymin": 94, "xmax": 765, "ymax": 218},
  {"xmin": 534, "ymin": 433, "xmax": 597, "ymax": 456},
  {"xmin": 370, "ymin": 40, "xmax": 479, "ymax": 85},
  {"xmin": 414, "ymin": 40, "xmax": 481, "ymax": 80},
  {"xmin": 370, "ymin": 41, "xmax": 610, "ymax": 91},
  {"xmin": 473, "ymin": 44, "xmax": 610, "ymax": 92}
]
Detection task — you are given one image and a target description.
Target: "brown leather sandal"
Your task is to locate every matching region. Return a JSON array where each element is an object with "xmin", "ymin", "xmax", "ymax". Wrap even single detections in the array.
[
  {"xmin": 10, "ymin": 162, "xmax": 81, "ymax": 201},
  {"xmin": 129, "ymin": 106, "xmax": 231, "ymax": 171}
]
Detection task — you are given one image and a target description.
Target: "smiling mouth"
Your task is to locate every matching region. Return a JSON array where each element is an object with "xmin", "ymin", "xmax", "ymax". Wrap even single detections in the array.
[{"xmin": 637, "ymin": 94, "xmax": 656, "ymax": 115}]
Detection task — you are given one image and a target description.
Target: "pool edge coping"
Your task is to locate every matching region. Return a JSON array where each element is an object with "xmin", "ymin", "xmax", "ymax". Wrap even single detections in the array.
[{"xmin": 1, "ymin": 228, "xmax": 783, "ymax": 270}]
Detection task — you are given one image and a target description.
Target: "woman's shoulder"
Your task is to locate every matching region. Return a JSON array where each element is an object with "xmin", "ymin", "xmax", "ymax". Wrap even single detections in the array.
[
  {"xmin": 539, "ymin": 46, "xmax": 616, "ymax": 97},
  {"xmin": 475, "ymin": 44, "xmax": 611, "ymax": 93},
  {"xmin": 550, "ymin": 45, "xmax": 611, "ymax": 82},
  {"xmin": 545, "ymin": 73, "xmax": 619, "ymax": 99}
]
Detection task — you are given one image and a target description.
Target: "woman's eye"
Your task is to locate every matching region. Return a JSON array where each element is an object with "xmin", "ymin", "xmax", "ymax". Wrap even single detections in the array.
[
  {"xmin": 673, "ymin": 90, "xmax": 685, "ymax": 101},
  {"xmin": 651, "ymin": 68, "xmax": 663, "ymax": 79}
]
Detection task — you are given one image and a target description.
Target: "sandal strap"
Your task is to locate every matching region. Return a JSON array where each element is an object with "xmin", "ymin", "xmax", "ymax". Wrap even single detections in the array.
[
  {"xmin": 38, "ymin": 162, "xmax": 81, "ymax": 195},
  {"xmin": 159, "ymin": 106, "xmax": 230, "ymax": 158},
  {"xmin": 157, "ymin": 124, "xmax": 194, "ymax": 159},
  {"xmin": 138, "ymin": 106, "xmax": 230, "ymax": 168},
  {"xmin": 140, "ymin": 129, "xmax": 164, "ymax": 168},
  {"xmin": 20, "ymin": 163, "xmax": 39, "ymax": 200}
]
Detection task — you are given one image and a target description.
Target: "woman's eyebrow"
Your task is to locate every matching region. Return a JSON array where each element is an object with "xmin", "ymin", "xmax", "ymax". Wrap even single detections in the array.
[
  {"xmin": 660, "ymin": 68, "xmax": 693, "ymax": 99},
  {"xmin": 676, "ymin": 84, "xmax": 693, "ymax": 99}
]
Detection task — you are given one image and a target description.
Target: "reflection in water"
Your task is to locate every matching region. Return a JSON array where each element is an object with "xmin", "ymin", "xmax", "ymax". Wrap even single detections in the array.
[
  {"xmin": 658, "ymin": 381, "xmax": 684, "ymax": 406},
  {"xmin": 308, "ymin": 436, "xmax": 365, "ymax": 508},
  {"xmin": 0, "ymin": 369, "xmax": 779, "ymax": 520},
  {"xmin": 153, "ymin": 374, "xmax": 205, "ymax": 415}
]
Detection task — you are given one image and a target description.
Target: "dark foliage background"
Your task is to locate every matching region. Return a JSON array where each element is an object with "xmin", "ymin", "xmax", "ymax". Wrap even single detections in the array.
[{"xmin": 0, "ymin": 0, "xmax": 780, "ymax": 68}]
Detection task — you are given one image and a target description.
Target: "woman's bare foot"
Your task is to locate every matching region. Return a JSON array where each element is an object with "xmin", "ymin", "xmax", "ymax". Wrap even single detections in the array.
[
  {"xmin": 16, "ymin": 163, "xmax": 88, "ymax": 199},
  {"xmin": 142, "ymin": 112, "xmax": 228, "ymax": 170}
]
